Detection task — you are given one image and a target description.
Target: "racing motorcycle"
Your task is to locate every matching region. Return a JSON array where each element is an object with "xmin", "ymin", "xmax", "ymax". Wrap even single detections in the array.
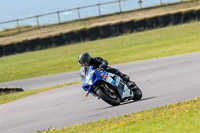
[{"xmin": 80, "ymin": 66, "xmax": 142, "ymax": 106}]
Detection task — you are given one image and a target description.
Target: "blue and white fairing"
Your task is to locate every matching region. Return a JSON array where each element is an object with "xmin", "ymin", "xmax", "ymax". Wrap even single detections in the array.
[
  {"xmin": 105, "ymin": 73, "xmax": 134, "ymax": 99},
  {"xmin": 80, "ymin": 66, "xmax": 108, "ymax": 92},
  {"xmin": 80, "ymin": 66, "xmax": 134, "ymax": 99}
]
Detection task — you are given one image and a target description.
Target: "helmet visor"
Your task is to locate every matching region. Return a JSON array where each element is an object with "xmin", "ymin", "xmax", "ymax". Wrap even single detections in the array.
[{"xmin": 80, "ymin": 60, "xmax": 89, "ymax": 66}]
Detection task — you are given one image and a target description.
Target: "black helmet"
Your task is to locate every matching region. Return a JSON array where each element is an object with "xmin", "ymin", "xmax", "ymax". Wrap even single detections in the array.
[{"xmin": 78, "ymin": 52, "xmax": 91, "ymax": 66}]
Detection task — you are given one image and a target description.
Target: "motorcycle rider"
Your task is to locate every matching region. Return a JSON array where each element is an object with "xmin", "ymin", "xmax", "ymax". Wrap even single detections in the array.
[{"xmin": 78, "ymin": 52, "xmax": 135, "ymax": 87}]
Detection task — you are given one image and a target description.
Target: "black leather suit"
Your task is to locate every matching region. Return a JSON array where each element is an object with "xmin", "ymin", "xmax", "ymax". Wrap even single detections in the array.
[{"xmin": 88, "ymin": 57, "xmax": 127, "ymax": 81}]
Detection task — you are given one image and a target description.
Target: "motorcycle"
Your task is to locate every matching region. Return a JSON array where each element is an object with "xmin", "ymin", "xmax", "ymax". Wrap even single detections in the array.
[{"xmin": 80, "ymin": 66, "xmax": 142, "ymax": 106}]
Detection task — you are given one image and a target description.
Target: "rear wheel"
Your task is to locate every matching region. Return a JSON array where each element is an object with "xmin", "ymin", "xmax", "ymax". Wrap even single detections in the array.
[
  {"xmin": 96, "ymin": 88, "xmax": 121, "ymax": 106},
  {"xmin": 132, "ymin": 86, "xmax": 142, "ymax": 101}
]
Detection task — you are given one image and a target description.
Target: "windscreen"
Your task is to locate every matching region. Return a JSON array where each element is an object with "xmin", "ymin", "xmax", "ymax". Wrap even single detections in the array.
[{"xmin": 80, "ymin": 66, "xmax": 91, "ymax": 78}]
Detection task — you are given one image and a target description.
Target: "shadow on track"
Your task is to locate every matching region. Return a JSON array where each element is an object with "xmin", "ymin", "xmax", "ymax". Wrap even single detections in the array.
[
  {"xmin": 95, "ymin": 96, "xmax": 156, "ymax": 110},
  {"xmin": 120, "ymin": 96, "xmax": 156, "ymax": 106}
]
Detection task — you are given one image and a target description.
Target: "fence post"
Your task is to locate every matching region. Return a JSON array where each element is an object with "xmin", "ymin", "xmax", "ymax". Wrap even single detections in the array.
[
  {"xmin": 77, "ymin": 8, "xmax": 81, "ymax": 19},
  {"xmin": 119, "ymin": 1, "xmax": 122, "ymax": 12},
  {"xmin": 36, "ymin": 16, "xmax": 40, "ymax": 29},
  {"xmin": 57, "ymin": 11, "xmax": 61, "ymax": 24},
  {"xmin": 97, "ymin": 4, "xmax": 101, "ymax": 16},
  {"xmin": 16, "ymin": 19, "xmax": 20, "ymax": 32},
  {"xmin": 138, "ymin": 0, "xmax": 142, "ymax": 9}
]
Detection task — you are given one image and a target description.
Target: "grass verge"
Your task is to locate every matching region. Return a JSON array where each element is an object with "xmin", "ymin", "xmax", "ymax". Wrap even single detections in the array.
[
  {"xmin": 36, "ymin": 97, "xmax": 200, "ymax": 133},
  {"xmin": 1, "ymin": 21, "xmax": 200, "ymax": 82},
  {"xmin": 0, "ymin": 81, "xmax": 80, "ymax": 104}
]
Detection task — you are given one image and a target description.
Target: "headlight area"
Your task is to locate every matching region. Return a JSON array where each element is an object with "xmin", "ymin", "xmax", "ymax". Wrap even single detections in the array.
[
  {"xmin": 85, "ymin": 72, "xmax": 96, "ymax": 85},
  {"xmin": 88, "ymin": 80, "xmax": 93, "ymax": 85},
  {"xmin": 84, "ymin": 79, "xmax": 93, "ymax": 85}
]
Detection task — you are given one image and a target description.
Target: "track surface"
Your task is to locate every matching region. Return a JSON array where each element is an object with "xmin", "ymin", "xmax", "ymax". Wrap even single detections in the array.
[
  {"xmin": 0, "ymin": 52, "xmax": 200, "ymax": 133},
  {"xmin": 0, "ymin": 70, "xmax": 80, "ymax": 90}
]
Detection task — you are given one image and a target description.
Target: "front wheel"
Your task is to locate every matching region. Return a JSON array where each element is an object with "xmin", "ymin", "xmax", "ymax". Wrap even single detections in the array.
[
  {"xmin": 96, "ymin": 88, "xmax": 121, "ymax": 106},
  {"xmin": 132, "ymin": 86, "xmax": 142, "ymax": 101}
]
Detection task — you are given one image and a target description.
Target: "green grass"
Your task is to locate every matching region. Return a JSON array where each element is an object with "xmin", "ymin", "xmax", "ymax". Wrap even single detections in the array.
[
  {"xmin": 0, "ymin": 81, "xmax": 80, "ymax": 104},
  {"xmin": 36, "ymin": 97, "xmax": 200, "ymax": 133},
  {"xmin": 1, "ymin": 21, "xmax": 200, "ymax": 82}
]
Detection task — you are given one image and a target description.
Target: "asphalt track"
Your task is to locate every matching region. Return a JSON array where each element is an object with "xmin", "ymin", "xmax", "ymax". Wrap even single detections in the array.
[{"xmin": 0, "ymin": 52, "xmax": 200, "ymax": 133}]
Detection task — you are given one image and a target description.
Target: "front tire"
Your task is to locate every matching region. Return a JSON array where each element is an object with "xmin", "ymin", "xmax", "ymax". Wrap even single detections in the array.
[
  {"xmin": 132, "ymin": 86, "xmax": 142, "ymax": 101},
  {"xmin": 96, "ymin": 88, "xmax": 121, "ymax": 106}
]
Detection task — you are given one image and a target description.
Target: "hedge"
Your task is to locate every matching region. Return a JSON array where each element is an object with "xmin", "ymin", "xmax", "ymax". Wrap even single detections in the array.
[
  {"xmin": 158, "ymin": 13, "xmax": 171, "ymax": 27},
  {"xmin": 0, "ymin": 87, "xmax": 24, "ymax": 94}
]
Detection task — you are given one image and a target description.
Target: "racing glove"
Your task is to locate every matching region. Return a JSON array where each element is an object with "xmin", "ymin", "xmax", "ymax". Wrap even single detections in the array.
[{"xmin": 99, "ymin": 64, "xmax": 107, "ymax": 69}]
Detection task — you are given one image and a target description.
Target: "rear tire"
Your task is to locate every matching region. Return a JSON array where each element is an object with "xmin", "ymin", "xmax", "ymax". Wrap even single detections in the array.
[
  {"xmin": 132, "ymin": 86, "xmax": 142, "ymax": 101},
  {"xmin": 96, "ymin": 88, "xmax": 121, "ymax": 106}
]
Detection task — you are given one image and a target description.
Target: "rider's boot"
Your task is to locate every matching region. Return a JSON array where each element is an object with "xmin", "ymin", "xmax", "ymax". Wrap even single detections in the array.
[{"xmin": 117, "ymin": 71, "xmax": 136, "ymax": 88}]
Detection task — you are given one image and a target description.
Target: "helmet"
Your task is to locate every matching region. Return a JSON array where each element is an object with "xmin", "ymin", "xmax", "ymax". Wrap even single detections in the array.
[{"xmin": 78, "ymin": 52, "xmax": 91, "ymax": 66}]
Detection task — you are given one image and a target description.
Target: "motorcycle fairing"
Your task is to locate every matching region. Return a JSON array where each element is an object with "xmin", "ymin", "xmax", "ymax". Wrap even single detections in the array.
[
  {"xmin": 104, "ymin": 72, "xmax": 134, "ymax": 99},
  {"xmin": 81, "ymin": 66, "xmax": 134, "ymax": 100}
]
